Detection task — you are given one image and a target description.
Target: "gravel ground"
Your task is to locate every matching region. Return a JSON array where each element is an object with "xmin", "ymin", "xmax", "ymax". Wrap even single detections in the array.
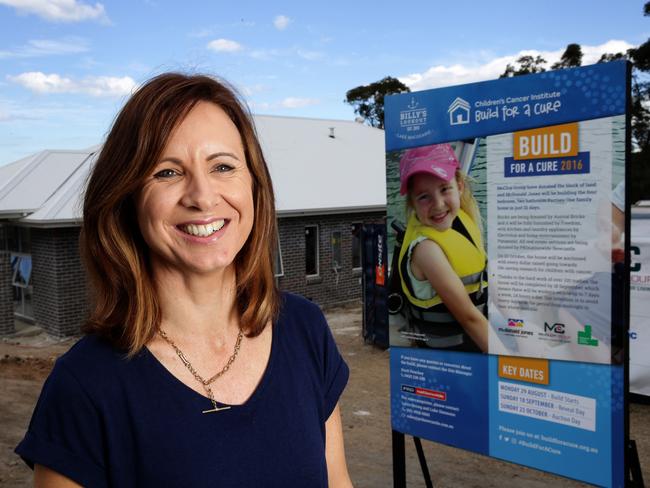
[{"xmin": 1, "ymin": 304, "xmax": 648, "ymax": 487}]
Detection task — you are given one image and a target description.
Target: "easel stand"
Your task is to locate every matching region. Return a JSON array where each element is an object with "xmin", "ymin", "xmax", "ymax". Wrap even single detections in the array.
[
  {"xmin": 627, "ymin": 439, "xmax": 645, "ymax": 487},
  {"xmin": 393, "ymin": 430, "xmax": 433, "ymax": 488},
  {"xmin": 393, "ymin": 430, "xmax": 645, "ymax": 487}
]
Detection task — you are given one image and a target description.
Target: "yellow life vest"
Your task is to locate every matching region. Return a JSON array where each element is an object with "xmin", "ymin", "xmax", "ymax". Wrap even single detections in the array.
[{"xmin": 398, "ymin": 209, "xmax": 488, "ymax": 311}]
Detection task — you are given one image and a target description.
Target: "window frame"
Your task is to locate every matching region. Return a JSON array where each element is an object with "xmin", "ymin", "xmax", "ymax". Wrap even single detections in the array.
[
  {"xmin": 305, "ymin": 224, "xmax": 320, "ymax": 277},
  {"xmin": 351, "ymin": 222, "xmax": 362, "ymax": 271}
]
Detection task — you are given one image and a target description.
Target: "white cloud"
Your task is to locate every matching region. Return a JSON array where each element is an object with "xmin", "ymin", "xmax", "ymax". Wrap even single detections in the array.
[
  {"xmin": 0, "ymin": 37, "xmax": 89, "ymax": 58},
  {"xmin": 7, "ymin": 72, "xmax": 136, "ymax": 97},
  {"xmin": 296, "ymin": 49, "xmax": 323, "ymax": 61},
  {"xmin": 280, "ymin": 97, "xmax": 319, "ymax": 109},
  {"xmin": 273, "ymin": 15, "xmax": 291, "ymax": 30},
  {"xmin": 400, "ymin": 40, "xmax": 635, "ymax": 91},
  {"xmin": 0, "ymin": 0, "xmax": 108, "ymax": 22},
  {"xmin": 207, "ymin": 38, "xmax": 243, "ymax": 53},
  {"xmin": 240, "ymin": 83, "xmax": 269, "ymax": 97}
]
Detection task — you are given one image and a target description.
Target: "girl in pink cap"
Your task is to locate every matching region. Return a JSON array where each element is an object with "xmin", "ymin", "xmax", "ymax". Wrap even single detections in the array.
[{"xmin": 397, "ymin": 143, "xmax": 488, "ymax": 352}]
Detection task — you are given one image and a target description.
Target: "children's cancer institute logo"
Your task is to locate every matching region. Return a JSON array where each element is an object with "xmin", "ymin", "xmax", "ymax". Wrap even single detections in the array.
[{"xmin": 447, "ymin": 97, "xmax": 471, "ymax": 125}]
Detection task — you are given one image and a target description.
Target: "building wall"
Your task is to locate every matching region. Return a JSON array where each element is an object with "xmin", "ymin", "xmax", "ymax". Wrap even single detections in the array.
[
  {"xmin": 31, "ymin": 227, "xmax": 88, "ymax": 337},
  {"xmin": 0, "ymin": 211, "xmax": 385, "ymax": 336},
  {"xmin": 277, "ymin": 211, "xmax": 384, "ymax": 307},
  {"xmin": 0, "ymin": 250, "xmax": 13, "ymax": 335}
]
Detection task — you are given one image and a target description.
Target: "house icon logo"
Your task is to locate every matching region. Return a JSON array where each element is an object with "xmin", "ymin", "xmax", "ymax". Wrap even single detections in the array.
[{"xmin": 448, "ymin": 97, "xmax": 471, "ymax": 125}]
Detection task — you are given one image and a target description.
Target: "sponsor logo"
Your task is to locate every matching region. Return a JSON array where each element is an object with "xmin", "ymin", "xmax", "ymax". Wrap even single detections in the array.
[
  {"xmin": 399, "ymin": 97, "xmax": 428, "ymax": 133},
  {"xmin": 498, "ymin": 318, "xmax": 532, "ymax": 337},
  {"xmin": 401, "ymin": 384, "xmax": 446, "ymax": 401},
  {"xmin": 447, "ymin": 97, "xmax": 471, "ymax": 125},
  {"xmin": 544, "ymin": 322, "xmax": 565, "ymax": 334},
  {"xmin": 537, "ymin": 322, "xmax": 570, "ymax": 344},
  {"xmin": 577, "ymin": 324, "xmax": 599, "ymax": 347},
  {"xmin": 507, "ymin": 318, "xmax": 524, "ymax": 328}
]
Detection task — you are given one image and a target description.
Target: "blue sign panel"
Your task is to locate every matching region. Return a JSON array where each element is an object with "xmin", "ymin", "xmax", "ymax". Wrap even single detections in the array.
[
  {"xmin": 504, "ymin": 152, "xmax": 591, "ymax": 178},
  {"xmin": 386, "ymin": 62, "xmax": 628, "ymax": 487},
  {"xmin": 391, "ymin": 347, "xmax": 489, "ymax": 454},
  {"xmin": 385, "ymin": 61, "xmax": 627, "ymax": 151},
  {"xmin": 488, "ymin": 357, "xmax": 624, "ymax": 487}
]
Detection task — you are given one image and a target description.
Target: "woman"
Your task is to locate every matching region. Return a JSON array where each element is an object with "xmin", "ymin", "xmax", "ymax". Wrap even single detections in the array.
[
  {"xmin": 15, "ymin": 73, "xmax": 353, "ymax": 487},
  {"xmin": 397, "ymin": 143, "xmax": 488, "ymax": 352}
]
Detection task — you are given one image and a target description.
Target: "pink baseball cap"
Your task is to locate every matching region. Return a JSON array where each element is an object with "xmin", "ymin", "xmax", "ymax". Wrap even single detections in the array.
[{"xmin": 399, "ymin": 143, "xmax": 459, "ymax": 195}]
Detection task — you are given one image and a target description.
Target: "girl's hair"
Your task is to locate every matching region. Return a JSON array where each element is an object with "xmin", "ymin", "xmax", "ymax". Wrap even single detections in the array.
[
  {"xmin": 80, "ymin": 72, "xmax": 280, "ymax": 356},
  {"xmin": 406, "ymin": 169, "xmax": 483, "ymax": 231},
  {"xmin": 456, "ymin": 170, "xmax": 483, "ymax": 231}
]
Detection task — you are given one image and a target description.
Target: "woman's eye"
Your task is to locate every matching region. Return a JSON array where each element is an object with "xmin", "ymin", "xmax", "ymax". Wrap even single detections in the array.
[
  {"xmin": 213, "ymin": 163, "xmax": 234, "ymax": 173},
  {"xmin": 153, "ymin": 168, "xmax": 179, "ymax": 179}
]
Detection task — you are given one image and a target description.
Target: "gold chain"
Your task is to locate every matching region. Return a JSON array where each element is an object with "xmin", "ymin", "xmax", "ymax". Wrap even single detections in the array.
[{"xmin": 158, "ymin": 327, "xmax": 244, "ymax": 413}]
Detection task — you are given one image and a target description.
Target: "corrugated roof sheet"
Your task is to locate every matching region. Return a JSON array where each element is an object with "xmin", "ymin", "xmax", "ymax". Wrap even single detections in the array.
[{"xmin": 0, "ymin": 115, "xmax": 386, "ymax": 226}]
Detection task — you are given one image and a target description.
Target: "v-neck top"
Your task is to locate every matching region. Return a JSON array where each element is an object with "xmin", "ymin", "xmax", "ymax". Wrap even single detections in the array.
[{"xmin": 15, "ymin": 293, "xmax": 349, "ymax": 487}]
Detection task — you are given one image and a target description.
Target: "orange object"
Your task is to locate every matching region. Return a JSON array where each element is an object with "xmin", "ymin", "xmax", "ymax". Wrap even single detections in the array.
[
  {"xmin": 498, "ymin": 356, "xmax": 550, "ymax": 385},
  {"xmin": 513, "ymin": 123, "xmax": 579, "ymax": 160}
]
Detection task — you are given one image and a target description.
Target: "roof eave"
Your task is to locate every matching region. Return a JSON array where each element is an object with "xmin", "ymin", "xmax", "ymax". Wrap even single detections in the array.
[{"xmin": 277, "ymin": 205, "xmax": 386, "ymax": 218}]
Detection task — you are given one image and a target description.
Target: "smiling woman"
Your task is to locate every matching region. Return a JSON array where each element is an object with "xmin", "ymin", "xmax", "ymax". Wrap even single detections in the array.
[{"xmin": 14, "ymin": 73, "xmax": 353, "ymax": 488}]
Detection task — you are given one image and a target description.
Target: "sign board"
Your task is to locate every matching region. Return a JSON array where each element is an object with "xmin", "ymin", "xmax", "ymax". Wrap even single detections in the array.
[
  {"xmin": 631, "ymin": 212, "xmax": 650, "ymax": 397},
  {"xmin": 385, "ymin": 61, "xmax": 628, "ymax": 487}
]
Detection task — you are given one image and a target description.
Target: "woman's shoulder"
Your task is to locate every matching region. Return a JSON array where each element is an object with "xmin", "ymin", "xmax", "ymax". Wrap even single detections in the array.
[
  {"xmin": 52, "ymin": 334, "xmax": 138, "ymax": 391},
  {"xmin": 58, "ymin": 334, "xmax": 126, "ymax": 368},
  {"xmin": 279, "ymin": 291, "xmax": 322, "ymax": 317},
  {"xmin": 276, "ymin": 292, "xmax": 331, "ymax": 343}
]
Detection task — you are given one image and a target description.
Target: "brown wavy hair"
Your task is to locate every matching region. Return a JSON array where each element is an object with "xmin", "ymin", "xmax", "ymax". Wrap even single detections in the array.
[{"xmin": 81, "ymin": 73, "xmax": 280, "ymax": 356}]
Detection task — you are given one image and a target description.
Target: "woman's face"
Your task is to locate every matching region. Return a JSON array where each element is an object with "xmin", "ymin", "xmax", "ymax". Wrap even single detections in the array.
[
  {"xmin": 136, "ymin": 101, "xmax": 254, "ymax": 277},
  {"xmin": 410, "ymin": 172, "xmax": 463, "ymax": 232}
]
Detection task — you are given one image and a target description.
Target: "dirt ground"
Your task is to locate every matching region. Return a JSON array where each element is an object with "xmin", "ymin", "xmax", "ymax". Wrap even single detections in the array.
[{"xmin": 1, "ymin": 304, "xmax": 648, "ymax": 487}]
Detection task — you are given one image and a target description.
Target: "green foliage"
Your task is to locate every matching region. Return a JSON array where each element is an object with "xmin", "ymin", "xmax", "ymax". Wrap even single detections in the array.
[
  {"xmin": 500, "ymin": 55, "xmax": 547, "ymax": 78},
  {"xmin": 344, "ymin": 76, "xmax": 410, "ymax": 129},
  {"xmin": 598, "ymin": 52, "xmax": 627, "ymax": 63},
  {"xmin": 551, "ymin": 43, "xmax": 583, "ymax": 70}
]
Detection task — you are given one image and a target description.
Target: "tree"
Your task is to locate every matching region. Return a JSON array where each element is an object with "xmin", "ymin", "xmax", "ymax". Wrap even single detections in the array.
[
  {"xmin": 345, "ymin": 76, "xmax": 410, "ymax": 129},
  {"xmin": 500, "ymin": 55, "xmax": 547, "ymax": 78},
  {"xmin": 598, "ymin": 52, "xmax": 627, "ymax": 63},
  {"xmin": 551, "ymin": 43, "xmax": 583, "ymax": 70}
]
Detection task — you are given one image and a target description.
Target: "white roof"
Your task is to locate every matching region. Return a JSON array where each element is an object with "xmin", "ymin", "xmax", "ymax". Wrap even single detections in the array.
[
  {"xmin": 0, "ymin": 115, "xmax": 386, "ymax": 226},
  {"xmin": 256, "ymin": 115, "xmax": 386, "ymax": 216}
]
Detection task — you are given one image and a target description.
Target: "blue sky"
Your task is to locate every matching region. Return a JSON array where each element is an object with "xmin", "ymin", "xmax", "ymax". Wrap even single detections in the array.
[{"xmin": 0, "ymin": 0, "xmax": 648, "ymax": 165}]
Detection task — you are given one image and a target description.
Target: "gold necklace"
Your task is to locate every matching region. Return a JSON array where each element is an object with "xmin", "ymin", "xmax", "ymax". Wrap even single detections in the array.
[{"xmin": 158, "ymin": 327, "xmax": 244, "ymax": 414}]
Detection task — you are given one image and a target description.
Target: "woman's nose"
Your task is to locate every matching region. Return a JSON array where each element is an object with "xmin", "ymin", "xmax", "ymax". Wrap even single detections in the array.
[{"xmin": 180, "ymin": 174, "xmax": 220, "ymax": 210}]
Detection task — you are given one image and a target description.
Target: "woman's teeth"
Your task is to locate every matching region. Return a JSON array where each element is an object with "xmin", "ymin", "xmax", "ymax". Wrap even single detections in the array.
[{"xmin": 181, "ymin": 220, "xmax": 225, "ymax": 237}]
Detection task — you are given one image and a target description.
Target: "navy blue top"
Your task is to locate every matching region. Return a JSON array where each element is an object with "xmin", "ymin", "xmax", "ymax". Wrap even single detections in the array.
[{"xmin": 15, "ymin": 293, "xmax": 349, "ymax": 487}]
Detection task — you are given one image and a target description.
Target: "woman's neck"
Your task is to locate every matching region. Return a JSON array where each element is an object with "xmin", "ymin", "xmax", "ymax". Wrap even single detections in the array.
[{"xmin": 152, "ymin": 263, "xmax": 239, "ymax": 344}]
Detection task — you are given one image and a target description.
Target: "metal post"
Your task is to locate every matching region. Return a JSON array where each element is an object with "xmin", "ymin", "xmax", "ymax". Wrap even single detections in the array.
[{"xmin": 393, "ymin": 430, "xmax": 406, "ymax": 488}]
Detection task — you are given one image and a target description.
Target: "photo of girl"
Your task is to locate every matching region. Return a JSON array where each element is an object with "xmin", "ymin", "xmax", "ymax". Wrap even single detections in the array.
[{"xmin": 389, "ymin": 143, "xmax": 488, "ymax": 353}]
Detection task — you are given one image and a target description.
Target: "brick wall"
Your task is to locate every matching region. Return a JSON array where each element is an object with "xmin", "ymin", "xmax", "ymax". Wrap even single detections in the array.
[
  {"xmin": 0, "ymin": 251, "xmax": 13, "ymax": 335},
  {"xmin": 0, "ymin": 212, "xmax": 385, "ymax": 336},
  {"xmin": 31, "ymin": 227, "xmax": 88, "ymax": 337},
  {"xmin": 277, "ymin": 211, "xmax": 384, "ymax": 307}
]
